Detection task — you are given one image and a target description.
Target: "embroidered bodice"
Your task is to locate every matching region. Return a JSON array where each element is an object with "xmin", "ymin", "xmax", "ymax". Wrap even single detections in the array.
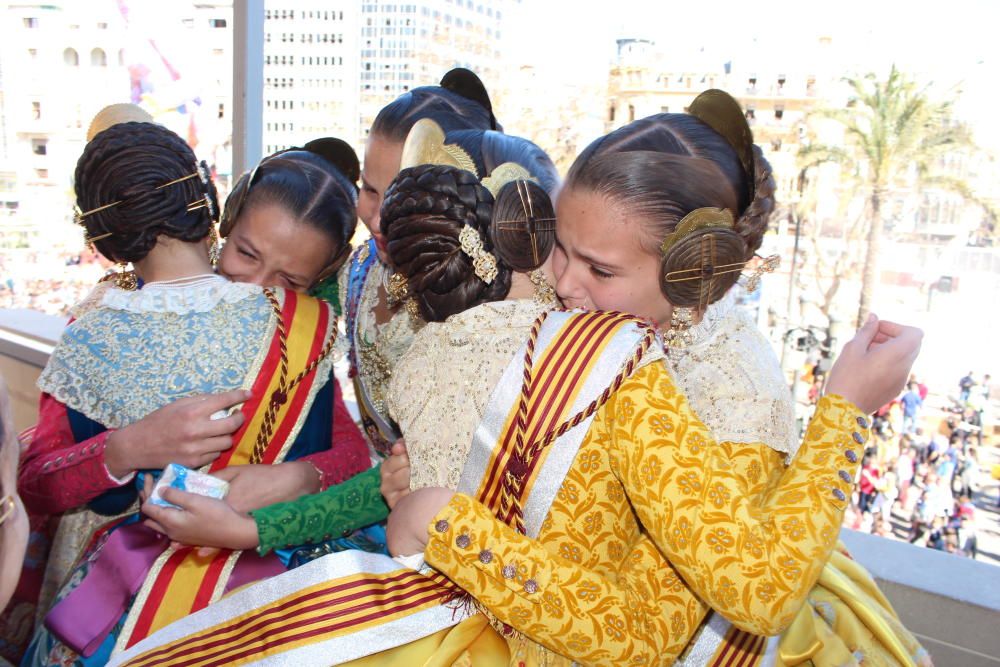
[
  {"xmin": 338, "ymin": 246, "xmax": 422, "ymax": 421},
  {"xmin": 387, "ymin": 299, "xmax": 549, "ymax": 491},
  {"xmin": 37, "ymin": 277, "xmax": 299, "ymax": 429},
  {"xmin": 665, "ymin": 285, "xmax": 798, "ymax": 458}
]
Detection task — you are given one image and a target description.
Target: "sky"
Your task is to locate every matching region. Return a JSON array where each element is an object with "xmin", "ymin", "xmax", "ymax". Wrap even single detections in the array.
[{"xmin": 505, "ymin": 0, "xmax": 1000, "ymax": 148}]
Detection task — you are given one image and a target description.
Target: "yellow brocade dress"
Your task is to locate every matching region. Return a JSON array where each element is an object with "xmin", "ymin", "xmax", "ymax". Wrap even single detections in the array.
[{"xmin": 387, "ymin": 292, "xmax": 925, "ymax": 666}]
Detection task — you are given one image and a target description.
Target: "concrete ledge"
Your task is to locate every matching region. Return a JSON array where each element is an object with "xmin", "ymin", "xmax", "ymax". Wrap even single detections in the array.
[
  {"xmin": 0, "ymin": 309, "xmax": 62, "ymax": 430},
  {"xmin": 840, "ymin": 528, "xmax": 1000, "ymax": 666}
]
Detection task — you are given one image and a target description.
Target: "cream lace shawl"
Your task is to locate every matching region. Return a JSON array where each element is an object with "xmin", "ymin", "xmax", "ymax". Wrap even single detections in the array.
[
  {"xmin": 388, "ymin": 288, "xmax": 797, "ymax": 493},
  {"xmin": 665, "ymin": 286, "xmax": 798, "ymax": 459},
  {"xmin": 387, "ymin": 299, "xmax": 549, "ymax": 491}
]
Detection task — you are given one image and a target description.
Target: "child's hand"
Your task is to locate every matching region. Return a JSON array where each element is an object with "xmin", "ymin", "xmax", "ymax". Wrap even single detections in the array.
[
  {"xmin": 142, "ymin": 487, "xmax": 259, "ymax": 551},
  {"xmin": 380, "ymin": 439, "xmax": 411, "ymax": 509}
]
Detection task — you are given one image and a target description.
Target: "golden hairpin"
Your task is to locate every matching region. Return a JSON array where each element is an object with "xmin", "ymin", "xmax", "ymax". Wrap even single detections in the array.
[
  {"xmin": 74, "ymin": 171, "xmax": 201, "ymax": 224},
  {"xmin": 745, "ymin": 254, "xmax": 780, "ymax": 292},
  {"xmin": 493, "ymin": 179, "xmax": 556, "ymax": 266}
]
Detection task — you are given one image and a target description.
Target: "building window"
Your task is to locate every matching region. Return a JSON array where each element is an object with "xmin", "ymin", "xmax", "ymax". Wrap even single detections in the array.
[
  {"xmin": 628, "ymin": 105, "xmax": 635, "ymax": 122},
  {"xmin": 64, "ymin": 48, "xmax": 79, "ymax": 66},
  {"xmin": 32, "ymin": 138, "xmax": 47, "ymax": 155},
  {"xmin": 118, "ymin": 49, "xmax": 126, "ymax": 66},
  {"xmin": 211, "ymin": 18, "xmax": 227, "ymax": 28},
  {"xmin": 97, "ymin": 21, "xmax": 108, "ymax": 29},
  {"xmin": 91, "ymin": 48, "xmax": 107, "ymax": 67},
  {"xmin": 31, "ymin": 101, "xmax": 41, "ymax": 119},
  {"xmin": 218, "ymin": 102, "xmax": 225, "ymax": 119},
  {"xmin": 27, "ymin": 48, "xmax": 37, "ymax": 60},
  {"xmin": 23, "ymin": 17, "xmax": 39, "ymax": 28},
  {"xmin": 35, "ymin": 168, "xmax": 48, "ymax": 179}
]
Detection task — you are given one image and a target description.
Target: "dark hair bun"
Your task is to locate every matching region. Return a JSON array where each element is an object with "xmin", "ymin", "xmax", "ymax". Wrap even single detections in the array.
[
  {"xmin": 439, "ymin": 68, "xmax": 498, "ymax": 130},
  {"xmin": 659, "ymin": 226, "xmax": 748, "ymax": 308},
  {"xmin": 372, "ymin": 69, "xmax": 500, "ymax": 142},
  {"xmin": 302, "ymin": 137, "xmax": 360, "ymax": 187},
  {"xmin": 75, "ymin": 121, "xmax": 217, "ymax": 264},
  {"xmin": 489, "ymin": 180, "xmax": 555, "ymax": 271},
  {"xmin": 381, "ymin": 164, "xmax": 511, "ymax": 322}
]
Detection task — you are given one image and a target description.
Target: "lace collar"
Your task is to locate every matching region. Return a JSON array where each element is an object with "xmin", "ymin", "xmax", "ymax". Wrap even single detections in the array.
[
  {"xmin": 443, "ymin": 298, "xmax": 550, "ymax": 332},
  {"xmin": 683, "ymin": 285, "xmax": 740, "ymax": 348},
  {"xmin": 101, "ymin": 274, "xmax": 260, "ymax": 314}
]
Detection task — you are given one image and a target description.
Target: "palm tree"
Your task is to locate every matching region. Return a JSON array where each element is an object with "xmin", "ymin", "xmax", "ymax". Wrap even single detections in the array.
[{"xmin": 800, "ymin": 66, "xmax": 972, "ymax": 326}]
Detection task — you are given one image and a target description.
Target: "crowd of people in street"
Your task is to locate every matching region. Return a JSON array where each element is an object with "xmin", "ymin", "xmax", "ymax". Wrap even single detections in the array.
[
  {"xmin": 0, "ymin": 250, "xmax": 109, "ymax": 316},
  {"xmin": 841, "ymin": 371, "xmax": 994, "ymax": 560}
]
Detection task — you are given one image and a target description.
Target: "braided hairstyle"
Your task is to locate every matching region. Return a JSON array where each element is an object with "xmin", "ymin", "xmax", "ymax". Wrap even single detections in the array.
[
  {"xmin": 74, "ymin": 122, "xmax": 218, "ymax": 264},
  {"xmin": 371, "ymin": 68, "xmax": 500, "ymax": 143},
  {"xmin": 221, "ymin": 142, "xmax": 359, "ymax": 274},
  {"xmin": 380, "ymin": 126, "xmax": 559, "ymax": 322},
  {"xmin": 566, "ymin": 107, "xmax": 777, "ymax": 309},
  {"xmin": 380, "ymin": 165, "xmax": 509, "ymax": 322}
]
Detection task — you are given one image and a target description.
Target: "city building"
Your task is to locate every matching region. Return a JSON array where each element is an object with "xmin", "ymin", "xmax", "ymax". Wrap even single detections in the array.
[
  {"xmin": 0, "ymin": 1, "xmax": 233, "ymax": 244},
  {"xmin": 357, "ymin": 0, "xmax": 518, "ymax": 143},
  {"xmin": 261, "ymin": 2, "xmax": 359, "ymax": 155},
  {"xmin": 606, "ymin": 36, "xmax": 838, "ymax": 209}
]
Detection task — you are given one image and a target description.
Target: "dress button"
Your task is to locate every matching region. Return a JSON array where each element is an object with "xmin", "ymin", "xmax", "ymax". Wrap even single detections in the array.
[
  {"xmin": 832, "ymin": 488, "xmax": 846, "ymax": 502},
  {"xmin": 455, "ymin": 534, "xmax": 471, "ymax": 549},
  {"xmin": 523, "ymin": 579, "xmax": 538, "ymax": 594},
  {"xmin": 856, "ymin": 416, "xmax": 869, "ymax": 430},
  {"xmin": 478, "ymin": 549, "xmax": 493, "ymax": 564},
  {"xmin": 342, "ymin": 529, "xmax": 352, "ymax": 537},
  {"xmin": 838, "ymin": 470, "xmax": 852, "ymax": 483},
  {"xmin": 67, "ymin": 453, "xmax": 75, "ymax": 463},
  {"xmin": 55, "ymin": 457, "xmax": 63, "ymax": 466},
  {"xmin": 435, "ymin": 519, "xmax": 450, "ymax": 533},
  {"xmin": 852, "ymin": 432, "xmax": 864, "ymax": 445},
  {"xmin": 42, "ymin": 462, "xmax": 51, "ymax": 471},
  {"xmin": 845, "ymin": 450, "xmax": 858, "ymax": 464},
  {"xmin": 501, "ymin": 564, "xmax": 517, "ymax": 579}
]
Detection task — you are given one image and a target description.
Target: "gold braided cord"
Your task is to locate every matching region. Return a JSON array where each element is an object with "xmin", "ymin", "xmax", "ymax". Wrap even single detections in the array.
[
  {"xmin": 251, "ymin": 288, "xmax": 338, "ymax": 463},
  {"xmin": 498, "ymin": 311, "xmax": 657, "ymax": 535}
]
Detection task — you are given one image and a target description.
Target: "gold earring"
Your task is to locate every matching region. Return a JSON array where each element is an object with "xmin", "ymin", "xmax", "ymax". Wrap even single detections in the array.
[
  {"xmin": 207, "ymin": 225, "xmax": 222, "ymax": 267},
  {"xmin": 529, "ymin": 269, "xmax": 557, "ymax": 307},
  {"xmin": 114, "ymin": 262, "xmax": 138, "ymax": 291},
  {"xmin": 665, "ymin": 306, "xmax": 694, "ymax": 348}
]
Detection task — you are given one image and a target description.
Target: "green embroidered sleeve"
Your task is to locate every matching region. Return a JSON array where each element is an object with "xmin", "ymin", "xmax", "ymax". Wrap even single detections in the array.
[{"xmin": 252, "ymin": 465, "xmax": 388, "ymax": 555}]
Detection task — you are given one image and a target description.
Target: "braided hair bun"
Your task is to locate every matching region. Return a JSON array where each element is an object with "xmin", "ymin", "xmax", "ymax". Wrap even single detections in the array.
[
  {"xmin": 380, "ymin": 164, "xmax": 511, "ymax": 322},
  {"xmin": 75, "ymin": 122, "xmax": 217, "ymax": 264},
  {"xmin": 489, "ymin": 180, "xmax": 555, "ymax": 272}
]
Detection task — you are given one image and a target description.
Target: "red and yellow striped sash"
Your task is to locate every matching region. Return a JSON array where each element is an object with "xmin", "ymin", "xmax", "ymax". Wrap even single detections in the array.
[
  {"xmin": 475, "ymin": 311, "xmax": 641, "ymax": 527},
  {"xmin": 709, "ymin": 625, "xmax": 768, "ymax": 667},
  {"xmin": 118, "ymin": 568, "xmax": 458, "ymax": 667},
  {"xmin": 119, "ymin": 291, "xmax": 334, "ymax": 651}
]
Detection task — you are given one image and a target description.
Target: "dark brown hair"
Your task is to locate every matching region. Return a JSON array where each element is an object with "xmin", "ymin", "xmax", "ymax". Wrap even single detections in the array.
[
  {"xmin": 566, "ymin": 113, "xmax": 776, "ymax": 308},
  {"xmin": 370, "ymin": 68, "xmax": 499, "ymax": 143},
  {"xmin": 380, "ymin": 165, "xmax": 511, "ymax": 321},
  {"xmin": 380, "ymin": 129, "xmax": 559, "ymax": 322},
  {"xmin": 74, "ymin": 122, "xmax": 218, "ymax": 264},
  {"xmin": 221, "ymin": 144, "xmax": 359, "ymax": 273}
]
